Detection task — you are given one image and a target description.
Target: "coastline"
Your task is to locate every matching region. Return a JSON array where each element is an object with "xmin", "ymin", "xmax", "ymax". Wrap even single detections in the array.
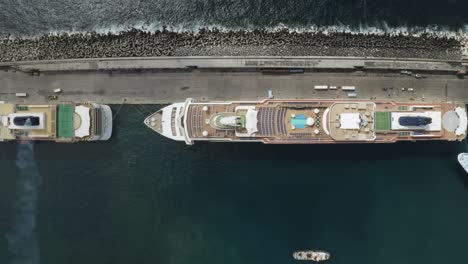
[{"xmin": 1, "ymin": 29, "xmax": 465, "ymax": 62}]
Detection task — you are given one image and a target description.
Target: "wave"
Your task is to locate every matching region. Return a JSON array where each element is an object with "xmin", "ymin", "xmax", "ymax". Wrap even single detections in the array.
[
  {"xmin": 39, "ymin": 22, "xmax": 468, "ymax": 39},
  {"xmin": 44, "ymin": 22, "xmax": 468, "ymax": 55},
  {"xmin": 1, "ymin": 19, "xmax": 455, "ymax": 36},
  {"xmin": 4, "ymin": 22, "xmax": 467, "ymax": 57},
  {"xmin": 2, "ymin": 0, "xmax": 467, "ymax": 40}
]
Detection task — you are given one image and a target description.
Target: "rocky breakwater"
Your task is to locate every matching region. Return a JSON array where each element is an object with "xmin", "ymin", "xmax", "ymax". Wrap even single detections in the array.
[{"xmin": 0, "ymin": 28, "xmax": 463, "ymax": 62}]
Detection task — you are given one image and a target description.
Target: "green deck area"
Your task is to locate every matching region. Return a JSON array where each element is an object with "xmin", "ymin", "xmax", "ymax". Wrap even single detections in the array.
[
  {"xmin": 374, "ymin": 112, "xmax": 391, "ymax": 131},
  {"xmin": 57, "ymin": 104, "xmax": 74, "ymax": 138}
]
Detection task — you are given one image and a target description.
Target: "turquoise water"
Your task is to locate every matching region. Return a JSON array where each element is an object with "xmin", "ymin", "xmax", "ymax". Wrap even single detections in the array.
[
  {"xmin": 1, "ymin": 105, "xmax": 468, "ymax": 264},
  {"xmin": 291, "ymin": 114, "xmax": 307, "ymax": 129}
]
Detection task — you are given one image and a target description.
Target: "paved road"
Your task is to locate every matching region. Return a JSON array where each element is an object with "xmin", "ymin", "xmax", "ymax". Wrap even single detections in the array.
[{"xmin": 1, "ymin": 70, "xmax": 466, "ymax": 104}]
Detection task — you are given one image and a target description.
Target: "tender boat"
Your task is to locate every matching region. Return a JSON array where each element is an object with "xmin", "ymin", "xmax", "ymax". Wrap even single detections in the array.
[
  {"xmin": 458, "ymin": 153, "xmax": 468, "ymax": 173},
  {"xmin": 293, "ymin": 250, "xmax": 330, "ymax": 262}
]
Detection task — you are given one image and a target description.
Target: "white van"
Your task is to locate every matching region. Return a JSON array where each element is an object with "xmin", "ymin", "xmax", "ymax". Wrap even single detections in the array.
[
  {"xmin": 314, "ymin": 85, "xmax": 328, "ymax": 90},
  {"xmin": 342, "ymin": 86, "xmax": 356, "ymax": 91},
  {"xmin": 15, "ymin": 93, "xmax": 28, "ymax": 97}
]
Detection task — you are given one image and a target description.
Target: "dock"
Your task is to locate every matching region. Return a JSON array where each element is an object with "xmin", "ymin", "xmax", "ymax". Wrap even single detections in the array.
[{"xmin": 0, "ymin": 56, "xmax": 467, "ymax": 104}]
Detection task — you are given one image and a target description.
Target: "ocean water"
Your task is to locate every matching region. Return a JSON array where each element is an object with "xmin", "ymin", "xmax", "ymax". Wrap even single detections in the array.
[
  {"xmin": 0, "ymin": 0, "xmax": 468, "ymax": 37},
  {"xmin": 0, "ymin": 105, "xmax": 467, "ymax": 264}
]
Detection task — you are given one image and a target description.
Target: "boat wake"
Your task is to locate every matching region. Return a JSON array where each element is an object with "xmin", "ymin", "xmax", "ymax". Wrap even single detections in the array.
[{"xmin": 5, "ymin": 140, "xmax": 41, "ymax": 264}]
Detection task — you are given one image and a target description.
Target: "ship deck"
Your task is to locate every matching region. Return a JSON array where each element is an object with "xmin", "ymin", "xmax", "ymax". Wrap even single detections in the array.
[
  {"xmin": 0, "ymin": 103, "xmax": 15, "ymax": 140},
  {"xmin": 15, "ymin": 104, "xmax": 57, "ymax": 139},
  {"xmin": 183, "ymin": 100, "xmax": 463, "ymax": 144},
  {"xmin": 1, "ymin": 103, "xmax": 58, "ymax": 141}
]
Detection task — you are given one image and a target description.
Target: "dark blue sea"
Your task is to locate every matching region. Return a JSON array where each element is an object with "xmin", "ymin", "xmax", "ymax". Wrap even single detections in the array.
[
  {"xmin": 0, "ymin": 106, "xmax": 467, "ymax": 264},
  {"xmin": 0, "ymin": 0, "xmax": 467, "ymax": 37}
]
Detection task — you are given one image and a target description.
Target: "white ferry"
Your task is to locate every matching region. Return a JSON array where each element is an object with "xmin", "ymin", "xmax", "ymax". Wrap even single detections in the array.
[{"xmin": 293, "ymin": 250, "xmax": 330, "ymax": 262}]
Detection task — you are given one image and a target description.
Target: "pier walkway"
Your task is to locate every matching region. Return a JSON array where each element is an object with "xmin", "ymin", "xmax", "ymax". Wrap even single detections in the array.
[
  {"xmin": 0, "ymin": 57, "xmax": 466, "ymax": 104},
  {"xmin": 2, "ymin": 56, "xmax": 467, "ymax": 73},
  {"xmin": 1, "ymin": 70, "xmax": 466, "ymax": 104}
]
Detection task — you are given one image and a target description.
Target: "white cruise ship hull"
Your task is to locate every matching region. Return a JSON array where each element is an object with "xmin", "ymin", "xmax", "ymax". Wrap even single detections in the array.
[{"xmin": 458, "ymin": 153, "xmax": 468, "ymax": 173}]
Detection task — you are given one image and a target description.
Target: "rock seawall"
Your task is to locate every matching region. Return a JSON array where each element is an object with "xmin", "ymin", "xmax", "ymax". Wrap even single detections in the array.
[{"xmin": 0, "ymin": 28, "xmax": 462, "ymax": 62}]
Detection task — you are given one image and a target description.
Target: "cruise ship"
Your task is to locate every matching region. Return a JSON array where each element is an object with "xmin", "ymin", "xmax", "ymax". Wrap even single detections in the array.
[
  {"xmin": 0, "ymin": 102, "xmax": 112, "ymax": 142},
  {"xmin": 144, "ymin": 98, "xmax": 467, "ymax": 145}
]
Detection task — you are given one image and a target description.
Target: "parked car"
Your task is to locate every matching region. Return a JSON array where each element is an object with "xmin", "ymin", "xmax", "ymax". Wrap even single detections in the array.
[{"xmin": 456, "ymin": 70, "xmax": 465, "ymax": 79}]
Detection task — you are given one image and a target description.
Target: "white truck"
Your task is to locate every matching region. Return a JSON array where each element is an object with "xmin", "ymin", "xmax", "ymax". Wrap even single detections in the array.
[
  {"xmin": 15, "ymin": 93, "xmax": 28, "ymax": 97},
  {"xmin": 314, "ymin": 85, "xmax": 328, "ymax": 90},
  {"xmin": 341, "ymin": 86, "xmax": 356, "ymax": 91}
]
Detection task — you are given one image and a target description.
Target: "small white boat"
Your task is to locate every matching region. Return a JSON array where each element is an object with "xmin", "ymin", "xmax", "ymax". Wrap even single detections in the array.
[
  {"xmin": 293, "ymin": 250, "xmax": 330, "ymax": 262},
  {"xmin": 458, "ymin": 153, "xmax": 468, "ymax": 173}
]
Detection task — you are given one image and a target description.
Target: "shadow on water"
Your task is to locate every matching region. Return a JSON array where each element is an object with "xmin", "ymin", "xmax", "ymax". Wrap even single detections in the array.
[
  {"xmin": 458, "ymin": 138, "xmax": 468, "ymax": 188},
  {"xmin": 457, "ymin": 168, "xmax": 468, "ymax": 188},
  {"xmin": 5, "ymin": 140, "xmax": 41, "ymax": 264},
  {"xmin": 190, "ymin": 140, "xmax": 462, "ymax": 162}
]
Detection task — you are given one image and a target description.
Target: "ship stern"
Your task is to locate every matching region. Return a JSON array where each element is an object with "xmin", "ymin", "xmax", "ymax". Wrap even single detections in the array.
[{"xmin": 91, "ymin": 103, "xmax": 113, "ymax": 141}]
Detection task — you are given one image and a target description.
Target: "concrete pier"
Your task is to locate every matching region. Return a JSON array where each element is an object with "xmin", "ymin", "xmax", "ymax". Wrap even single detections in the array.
[
  {"xmin": 1, "ymin": 68, "xmax": 466, "ymax": 105},
  {"xmin": 0, "ymin": 57, "xmax": 466, "ymax": 105}
]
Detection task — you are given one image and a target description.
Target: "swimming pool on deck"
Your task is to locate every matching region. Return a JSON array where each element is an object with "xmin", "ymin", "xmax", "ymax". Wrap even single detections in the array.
[{"xmin": 291, "ymin": 114, "xmax": 307, "ymax": 129}]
